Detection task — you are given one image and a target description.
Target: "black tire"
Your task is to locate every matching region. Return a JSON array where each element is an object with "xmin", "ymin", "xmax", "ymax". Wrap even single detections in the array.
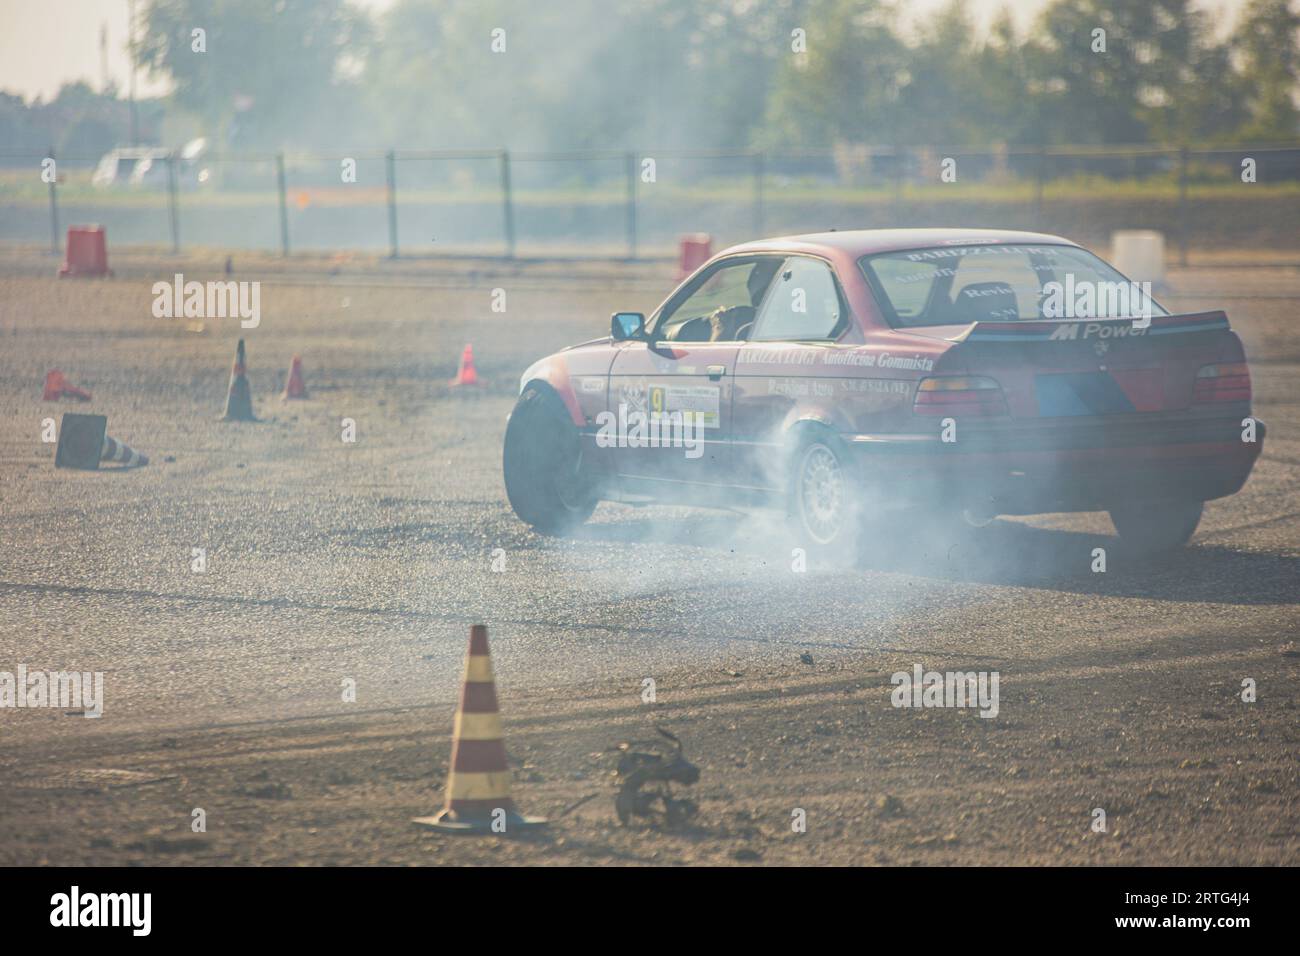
[
  {"xmin": 503, "ymin": 386, "xmax": 597, "ymax": 534},
  {"xmin": 1108, "ymin": 499, "xmax": 1203, "ymax": 554},
  {"xmin": 785, "ymin": 429, "xmax": 860, "ymax": 563}
]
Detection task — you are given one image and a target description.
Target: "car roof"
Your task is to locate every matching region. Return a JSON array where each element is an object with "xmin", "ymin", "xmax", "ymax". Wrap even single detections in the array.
[{"xmin": 718, "ymin": 228, "xmax": 1082, "ymax": 259}]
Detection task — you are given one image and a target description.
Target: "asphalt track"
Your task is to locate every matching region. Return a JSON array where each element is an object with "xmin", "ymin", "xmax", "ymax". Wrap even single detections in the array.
[{"xmin": 0, "ymin": 249, "xmax": 1295, "ymax": 864}]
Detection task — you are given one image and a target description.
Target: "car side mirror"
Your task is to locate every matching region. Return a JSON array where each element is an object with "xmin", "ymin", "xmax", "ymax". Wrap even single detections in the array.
[{"xmin": 611, "ymin": 311, "xmax": 646, "ymax": 341}]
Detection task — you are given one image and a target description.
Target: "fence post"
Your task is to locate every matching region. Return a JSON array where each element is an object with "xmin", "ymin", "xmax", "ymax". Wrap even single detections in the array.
[
  {"xmin": 1034, "ymin": 144, "xmax": 1046, "ymax": 229},
  {"xmin": 892, "ymin": 145, "xmax": 904, "ymax": 224},
  {"xmin": 276, "ymin": 152, "xmax": 290, "ymax": 257},
  {"xmin": 167, "ymin": 151, "xmax": 180, "ymax": 253},
  {"xmin": 47, "ymin": 146, "xmax": 60, "ymax": 255},
  {"xmin": 1177, "ymin": 145, "xmax": 1189, "ymax": 267},
  {"xmin": 625, "ymin": 151, "xmax": 637, "ymax": 260},
  {"xmin": 500, "ymin": 149, "xmax": 515, "ymax": 259},
  {"xmin": 385, "ymin": 149, "xmax": 398, "ymax": 259},
  {"xmin": 753, "ymin": 151, "xmax": 765, "ymax": 237}
]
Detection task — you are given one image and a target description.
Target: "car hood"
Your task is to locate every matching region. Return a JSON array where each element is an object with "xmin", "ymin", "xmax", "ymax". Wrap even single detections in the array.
[{"xmin": 563, "ymin": 336, "xmax": 613, "ymax": 351}]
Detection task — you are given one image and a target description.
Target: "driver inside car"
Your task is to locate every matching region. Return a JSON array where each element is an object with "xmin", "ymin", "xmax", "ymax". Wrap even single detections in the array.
[
  {"xmin": 708, "ymin": 304, "xmax": 753, "ymax": 341},
  {"xmin": 667, "ymin": 257, "xmax": 782, "ymax": 342}
]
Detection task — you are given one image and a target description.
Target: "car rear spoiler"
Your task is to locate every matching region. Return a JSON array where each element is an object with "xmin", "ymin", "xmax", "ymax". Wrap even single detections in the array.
[{"xmin": 954, "ymin": 311, "xmax": 1230, "ymax": 344}]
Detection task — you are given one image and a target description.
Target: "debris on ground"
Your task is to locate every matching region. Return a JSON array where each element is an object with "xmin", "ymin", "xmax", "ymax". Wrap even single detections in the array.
[{"xmin": 613, "ymin": 726, "xmax": 700, "ymax": 828}]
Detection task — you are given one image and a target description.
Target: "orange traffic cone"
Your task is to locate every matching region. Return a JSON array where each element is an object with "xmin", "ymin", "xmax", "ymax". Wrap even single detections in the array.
[
  {"xmin": 413, "ymin": 625, "xmax": 545, "ymax": 833},
  {"xmin": 42, "ymin": 370, "xmax": 65, "ymax": 401},
  {"xmin": 220, "ymin": 338, "xmax": 257, "ymax": 421},
  {"xmin": 281, "ymin": 355, "xmax": 307, "ymax": 400},
  {"xmin": 42, "ymin": 369, "xmax": 92, "ymax": 402},
  {"xmin": 449, "ymin": 344, "xmax": 480, "ymax": 387}
]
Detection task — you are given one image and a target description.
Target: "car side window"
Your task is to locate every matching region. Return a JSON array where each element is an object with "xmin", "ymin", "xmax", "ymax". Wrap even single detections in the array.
[
  {"xmin": 653, "ymin": 258, "xmax": 782, "ymax": 343},
  {"xmin": 749, "ymin": 256, "xmax": 846, "ymax": 341}
]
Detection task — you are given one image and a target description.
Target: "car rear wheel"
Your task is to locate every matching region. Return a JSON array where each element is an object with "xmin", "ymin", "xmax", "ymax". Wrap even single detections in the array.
[
  {"xmin": 1108, "ymin": 499, "xmax": 1203, "ymax": 553},
  {"xmin": 787, "ymin": 432, "xmax": 859, "ymax": 562},
  {"xmin": 503, "ymin": 386, "xmax": 597, "ymax": 534}
]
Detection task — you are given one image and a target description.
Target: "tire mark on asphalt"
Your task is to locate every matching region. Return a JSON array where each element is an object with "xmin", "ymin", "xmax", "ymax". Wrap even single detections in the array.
[
  {"xmin": 0, "ymin": 579, "xmax": 659, "ymax": 636},
  {"xmin": 0, "ymin": 582, "xmax": 914, "ymax": 673},
  {"xmin": 0, "ymin": 578, "xmax": 871, "ymax": 649}
]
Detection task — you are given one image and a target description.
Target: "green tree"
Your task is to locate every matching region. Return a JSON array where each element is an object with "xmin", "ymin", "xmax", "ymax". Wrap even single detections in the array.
[
  {"xmin": 893, "ymin": 0, "xmax": 993, "ymax": 146},
  {"xmin": 134, "ymin": 0, "xmax": 369, "ymax": 149},
  {"xmin": 1230, "ymin": 0, "xmax": 1300, "ymax": 141},
  {"xmin": 1025, "ymin": 0, "xmax": 1212, "ymax": 144},
  {"xmin": 971, "ymin": 9, "xmax": 1051, "ymax": 146},
  {"xmin": 761, "ymin": 0, "xmax": 904, "ymax": 148},
  {"xmin": 364, "ymin": 0, "xmax": 796, "ymax": 152}
]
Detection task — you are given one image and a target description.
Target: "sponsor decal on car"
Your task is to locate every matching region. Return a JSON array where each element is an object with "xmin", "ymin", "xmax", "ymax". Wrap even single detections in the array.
[
  {"xmin": 649, "ymin": 384, "xmax": 720, "ymax": 429},
  {"xmin": 594, "ymin": 404, "xmax": 706, "ymax": 458},
  {"xmin": 1048, "ymin": 321, "xmax": 1149, "ymax": 341},
  {"xmin": 742, "ymin": 346, "xmax": 935, "ymax": 372}
]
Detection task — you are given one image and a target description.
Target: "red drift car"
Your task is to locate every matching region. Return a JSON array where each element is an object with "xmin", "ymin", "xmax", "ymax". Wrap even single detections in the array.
[{"xmin": 503, "ymin": 229, "xmax": 1263, "ymax": 557}]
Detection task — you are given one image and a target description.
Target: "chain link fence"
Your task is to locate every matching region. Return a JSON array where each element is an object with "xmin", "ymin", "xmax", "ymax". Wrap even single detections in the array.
[{"xmin": 3, "ymin": 143, "xmax": 1299, "ymax": 262}]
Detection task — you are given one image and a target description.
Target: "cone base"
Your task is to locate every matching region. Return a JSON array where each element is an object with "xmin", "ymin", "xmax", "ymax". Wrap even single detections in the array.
[
  {"xmin": 219, "ymin": 406, "xmax": 258, "ymax": 422},
  {"xmin": 413, "ymin": 808, "xmax": 547, "ymax": 834},
  {"xmin": 58, "ymin": 267, "xmax": 113, "ymax": 278}
]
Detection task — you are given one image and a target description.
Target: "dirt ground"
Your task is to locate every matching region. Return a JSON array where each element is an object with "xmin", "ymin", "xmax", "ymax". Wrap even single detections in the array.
[{"xmin": 0, "ymin": 244, "xmax": 1296, "ymax": 865}]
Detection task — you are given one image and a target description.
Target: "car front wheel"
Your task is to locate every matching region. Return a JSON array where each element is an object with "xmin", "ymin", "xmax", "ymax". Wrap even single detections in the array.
[{"xmin": 503, "ymin": 386, "xmax": 597, "ymax": 534}]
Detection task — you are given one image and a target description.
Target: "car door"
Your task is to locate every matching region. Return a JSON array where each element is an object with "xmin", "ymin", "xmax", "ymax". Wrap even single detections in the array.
[
  {"xmin": 732, "ymin": 255, "xmax": 853, "ymax": 488},
  {"xmin": 607, "ymin": 256, "xmax": 784, "ymax": 488}
]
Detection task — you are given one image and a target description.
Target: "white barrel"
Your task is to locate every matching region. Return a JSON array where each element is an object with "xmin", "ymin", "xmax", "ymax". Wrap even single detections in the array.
[{"xmin": 1110, "ymin": 230, "xmax": 1165, "ymax": 285}]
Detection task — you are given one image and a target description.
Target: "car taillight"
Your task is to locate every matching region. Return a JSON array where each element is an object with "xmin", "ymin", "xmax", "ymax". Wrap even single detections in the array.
[
  {"xmin": 1193, "ymin": 362, "xmax": 1251, "ymax": 403},
  {"xmin": 913, "ymin": 376, "xmax": 1008, "ymax": 417}
]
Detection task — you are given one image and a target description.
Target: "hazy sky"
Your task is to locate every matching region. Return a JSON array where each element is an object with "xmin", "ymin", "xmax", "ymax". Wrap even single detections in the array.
[{"xmin": 0, "ymin": 0, "xmax": 1249, "ymax": 103}]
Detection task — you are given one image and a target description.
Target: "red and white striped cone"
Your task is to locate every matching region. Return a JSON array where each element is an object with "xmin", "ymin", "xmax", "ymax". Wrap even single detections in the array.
[
  {"xmin": 413, "ymin": 625, "xmax": 545, "ymax": 833},
  {"xmin": 100, "ymin": 434, "xmax": 149, "ymax": 467}
]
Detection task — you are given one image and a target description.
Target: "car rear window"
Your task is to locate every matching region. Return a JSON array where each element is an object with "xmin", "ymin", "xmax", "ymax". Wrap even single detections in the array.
[{"xmin": 859, "ymin": 244, "xmax": 1167, "ymax": 327}]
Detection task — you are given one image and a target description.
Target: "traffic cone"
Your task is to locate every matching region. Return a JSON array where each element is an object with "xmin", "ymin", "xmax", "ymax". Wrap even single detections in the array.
[
  {"xmin": 42, "ymin": 369, "xmax": 92, "ymax": 402},
  {"xmin": 281, "ymin": 355, "xmax": 307, "ymax": 400},
  {"xmin": 413, "ymin": 625, "xmax": 545, "ymax": 833},
  {"xmin": 448, "ymin": 344, "xmax": 480, "ymax": 387},
  {"xmin": 220, "ymin": 338, "xmax": 257, "ymax": 421},
  {"xmin": 42, "ymin": 370, "xmax": 65, "ymax": 401},
  {"xmin": 100, "ymin": 434, "xmax": 149, "ymax": 467},
  {"xmin": 53, "ymin": 413, "xmax": 148, "ymax": 470}
]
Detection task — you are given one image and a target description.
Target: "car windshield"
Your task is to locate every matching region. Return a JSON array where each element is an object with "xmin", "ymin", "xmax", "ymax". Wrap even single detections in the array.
[{"xmin": 859, "ymin": 243, "xmax": 1168, "ymax": 327}]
